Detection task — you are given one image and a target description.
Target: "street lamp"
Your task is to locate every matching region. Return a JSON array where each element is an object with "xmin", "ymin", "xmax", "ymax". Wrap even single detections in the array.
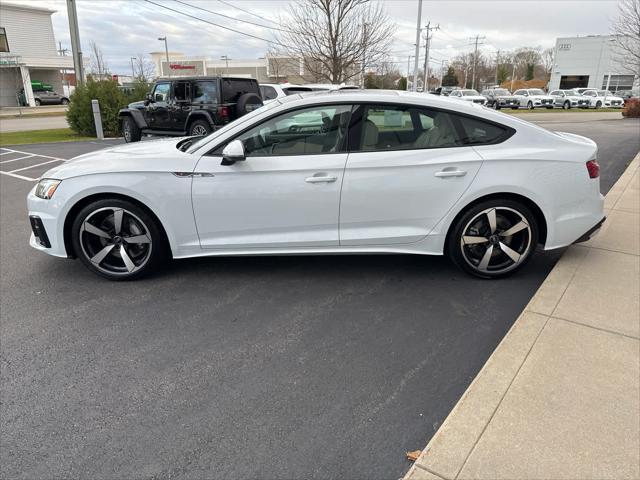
[
  {"xmin": 158, "ymin": 36, "xmax": 169, "ymax": 75},
  {"xmin": 130, "ymin": 56, "xmax": 136, "ymax": 80}
]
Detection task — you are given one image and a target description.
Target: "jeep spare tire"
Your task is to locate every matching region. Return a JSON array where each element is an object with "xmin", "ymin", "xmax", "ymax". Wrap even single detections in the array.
[{"xmin": 236, "ymin": 93, "xmax": 263, "ymax": 116}]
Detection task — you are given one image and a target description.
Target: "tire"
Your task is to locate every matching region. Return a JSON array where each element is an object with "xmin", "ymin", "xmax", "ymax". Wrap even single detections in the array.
[
  {"xmin": 188, "ymin": 119, "xmax": 212, "ymax": 137},
  {"xmin": 527, "ymin": 101, "xmax": 534, "ymax": 110},
  {"xmin": 236, "ymin": 92, "xmax": 263, "ymax": 116},
  {"xmin": 34, "ymin": 99, "xmax": 41, "ymax": 106},
  {"xmin": 447, "ymin": 199, "xmax": 538, "ymax": 279},
  {"xmin": 122, "ymin": 116, "xmax": 141, "ymax": 143},
  {"xmin": 563, "ymin": 100, "xmax": 570, "ymax": 110},
  {"xmin": 546, "ymin": 106, "xmax": 554, "ymax": 109},
  {"xmin": 493, "ymin": 101, "xmax": 500, "ymax": 110},
  {"xmin": 61, "ymin": 98, "xmax": 70, "ymax": 105},
  {"xmin": 71, "ymin": 198, "xmax": 168, "ymax": 280},
  {"xmin": 595, "ymin": 101, "xmax": 602, "ymax": 108}
]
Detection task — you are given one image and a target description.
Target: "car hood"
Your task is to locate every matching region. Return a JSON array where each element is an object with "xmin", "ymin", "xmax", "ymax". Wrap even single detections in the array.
[
  {"xmin": 43, "ymin": 137, "xmax": 199, "ymax": 180},
  {"xmin": 461, "ymin": 96, "xmax": 485, "ymax": 101}
]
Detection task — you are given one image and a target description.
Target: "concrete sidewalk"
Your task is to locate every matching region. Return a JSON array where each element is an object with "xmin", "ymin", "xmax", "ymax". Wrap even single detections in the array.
[{"xmin": 406, "ymin": 152, "xmax": 640, "ymax": 480}]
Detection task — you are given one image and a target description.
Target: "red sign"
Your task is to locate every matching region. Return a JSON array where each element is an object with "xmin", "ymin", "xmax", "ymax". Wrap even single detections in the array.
[{"xmin": 169, "ymin": 64, "xmax": 196, "ymax": 70}]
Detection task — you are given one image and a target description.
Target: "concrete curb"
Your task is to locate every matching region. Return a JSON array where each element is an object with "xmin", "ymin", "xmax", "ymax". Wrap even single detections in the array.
[{"xmin": 405, "ymin": 151, "xmax": 640, "ymax": 480}]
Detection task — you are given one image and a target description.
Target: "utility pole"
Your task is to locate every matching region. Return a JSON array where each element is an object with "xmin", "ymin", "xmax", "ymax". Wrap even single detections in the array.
[
  {"xmin": 158, "ymin": 36, "xmax": 169, "ymax": 76},
  {"xmin": 406, "ymin": 55, "xmax": 413, "ymax": 91},
  {"xmin": 412, "ymin": 0, "xmax": 423, "ymax": 92},
  {"xmin": 221, "ymin": 55, "xmax": 230, "ymax": 75},
  {"xmin": 495, "ymin": 50, "xmax": 500, "ymax": 86},
  {"xmin": 422, "ymin": 22, "xmax": 439, "ymax": 92},
  {"xmin": 130, "ymin": 57, "xmax": 136, "ymax": 80},
  {"xmin": 439, "ymin": 60, "xmax": 447, "ymax": 87},
  {"xmin": 510, "ymin": 63, "xmax": 516, "ymax": 92},
  {"xmin": 66, "ymin": 0, "xmax": 84, "ymax": 85},
  {"xmin": 361, "ymin": 22, "xmax": 369, "ymax": 88},
  {"xmin": 468, "ymin": 34, "xmax": 485, "ymax": 90}
]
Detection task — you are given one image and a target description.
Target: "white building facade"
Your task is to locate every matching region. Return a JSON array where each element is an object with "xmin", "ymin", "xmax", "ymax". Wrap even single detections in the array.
[
  {"xmin": 549, "ymin": 35, "xmax": 639, "ymax": 93},
  {"xmin": 0, "ymin": 2, "xmax": 74, "ymax": 107}
]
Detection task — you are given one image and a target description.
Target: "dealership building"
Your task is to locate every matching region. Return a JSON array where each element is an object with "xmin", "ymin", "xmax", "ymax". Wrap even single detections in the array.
[
  {"xmin": 0, "ymin": 2, "xmax": 74, "ymax": 107},
  {"xmin": 549, "ymin": 34, "xmax": 639, "ymax": 93}
]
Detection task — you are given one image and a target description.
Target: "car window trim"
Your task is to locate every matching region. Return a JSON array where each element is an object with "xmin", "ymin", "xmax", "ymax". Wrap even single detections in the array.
[
  {"xmin": 204, "ymin": 102, "xmax": 357, "ymax": 157},
  {"xmin": 346, "ymin": 101, "xmax": 516, "ymax": 153}
]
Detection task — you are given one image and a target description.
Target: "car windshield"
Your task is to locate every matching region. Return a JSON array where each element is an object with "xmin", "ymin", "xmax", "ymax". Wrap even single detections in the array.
[
  {"xmin": 461, "ymin": 90, "xmax": 480, "ymax": 96},
  {"xmin": 186, "ymin": 100, "xmax": 280, "ymax": 153},
  {"xmin": 529, "ymin": 89, "xmax": 545, "ymax": 95},
  {"xmin": 494, "ymin": 89, "xmax": 510, "ymax": 95},
  {"xmin": 563, "ymin": 90, "xmax": 579, "ymax": 95},
  {"xmin": 597, "ymin": 90, "xmax": 613, "ymax": 95}
]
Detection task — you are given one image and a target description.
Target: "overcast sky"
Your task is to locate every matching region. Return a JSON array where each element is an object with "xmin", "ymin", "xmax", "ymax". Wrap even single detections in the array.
[{"xmin": 10, "ymin": 0, "xmax": 621, "ymax": 74}]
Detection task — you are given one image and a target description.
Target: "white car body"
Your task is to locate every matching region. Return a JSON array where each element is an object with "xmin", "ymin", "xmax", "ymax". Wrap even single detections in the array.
[
  {"xmin": 28, "ymin": 90, "xmax": 604, "ymax": 279},
  {"xmin": 580, "ymin": 89, "xmax": 624, "ymax": 108},
  {"xmin": 448, "ymin": 89, "xmax": 487, "ymax": 105},
  {"xmin": 548, "ymin": 89, "xmax": 591, "ymax": 109},
  {"xmin": 259, "ymin": 83, "xmax": 314, "ymax": 104},
  {"xmin": 512, "ymin": 89, "xmax": 555, "ymax": 109}
]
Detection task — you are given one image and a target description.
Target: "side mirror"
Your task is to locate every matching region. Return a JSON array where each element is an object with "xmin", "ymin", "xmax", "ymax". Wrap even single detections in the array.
[
  {"xmin": 221, "ymin": 139, "xmax": 246, "ymax": 166},
  {"xmin": 144, "ymin": 93, "xmax": 154, "ymax": 106}
]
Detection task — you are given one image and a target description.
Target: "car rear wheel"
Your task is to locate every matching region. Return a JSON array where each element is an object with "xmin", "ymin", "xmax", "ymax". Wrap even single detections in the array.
[
  {"xmin": 122, "ymin": 116, "xmax": 141, "ymax": 143},
  {"xmin": 61, "ymin": 98, "xmax": 69, "ymax": 105},
  {"xmin": 71, "ymin": 199, "xmax": 168, "ymax": 280},
  {"xmin": 563, "ymin": 100, "xmax": 570, "ymax": 109},
  {"xmin": 527, "ymin": 101, "xmax": 534, "ymax": 110},
  {"xmin": 188, "ymin": 119, "xmax": 212, "ymax": 137},
  {"xmin": 596, "ymin": 101, "xmax": 602, "ymax": 108},
  {"xmin": 34, "ymin": 99, "xmax": 41, "ymax": 106},
  {"xmin": 447, "ymin": 199, "xmax": 538, "ymax": 279}
]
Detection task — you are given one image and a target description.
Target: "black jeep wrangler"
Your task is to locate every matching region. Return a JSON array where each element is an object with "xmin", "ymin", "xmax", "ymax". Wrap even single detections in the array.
[{"xmin": 118, "ymin": 76, "xmax": 263, "ymax": 142}]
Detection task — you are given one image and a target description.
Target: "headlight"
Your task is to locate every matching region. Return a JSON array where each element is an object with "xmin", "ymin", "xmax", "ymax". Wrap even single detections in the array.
[{"xmin": 35, "ymin": 179, "xmax": 61, "ymax": 199}]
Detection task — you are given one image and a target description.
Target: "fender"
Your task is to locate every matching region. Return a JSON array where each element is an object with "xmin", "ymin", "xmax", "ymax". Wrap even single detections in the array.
[
  {"xmin": 119, "ymin": 108, "xmax": 148, "ymax": 129},
  {"xmin": 186, "ymin": 110, "xmax": 215, "ymax": 128}
]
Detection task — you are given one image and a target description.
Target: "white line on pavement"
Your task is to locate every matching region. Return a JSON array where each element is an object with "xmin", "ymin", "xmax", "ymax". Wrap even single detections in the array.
[
  {"xmin": 0, "ymin": 154, "xmax": 35, "ymax": 164},
  {"xmin": 8, "ymin": 159, "xmax": 64, "ymax": 173},
  {"xmin": 0, "ymin": 170, "xmax": 37, "ymax": 181}
]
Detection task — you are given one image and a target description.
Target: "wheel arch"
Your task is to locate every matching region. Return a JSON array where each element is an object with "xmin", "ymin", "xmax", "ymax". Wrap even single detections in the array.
[
  {"xmin": 63, "ymin": 192, "xmax": 172, "ymax": 258},
  {"xmin": 186, "ymin": 111, "xmax": 215, "ymax": 130},
  {"xmin": 444, "ymin": 192, "xmax": 547, "ymax": 252}
]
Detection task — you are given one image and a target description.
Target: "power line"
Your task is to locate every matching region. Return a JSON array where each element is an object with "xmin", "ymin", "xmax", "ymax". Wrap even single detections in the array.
[
  {"xmin": 143, "ymin": 0, "xmax": 289, "ymax": 48},
  {"xmin": 172, "ymin": 0, "xmax": 292, "ymax": 33},
  {"xmin": 214, "ymin": 0, "xmax": 284, "ymax": 28}
]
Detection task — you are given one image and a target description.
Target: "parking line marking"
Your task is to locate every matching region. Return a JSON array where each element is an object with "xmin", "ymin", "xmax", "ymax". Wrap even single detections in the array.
[
  {"xmin": 0, "ymin": 170, "xmax": 38, "ymax": 181},
  {"xmin": 8, "ymin": 159, "xmax": 64, "ymax": 173},
  {"xmin": 0, "ymin": 154, "xmax": 35, "ymax": 164}
]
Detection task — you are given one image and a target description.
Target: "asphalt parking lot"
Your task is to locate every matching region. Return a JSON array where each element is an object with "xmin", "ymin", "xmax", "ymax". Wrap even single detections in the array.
[{"xmin": 1, "ymin": 117, "xmax": 639, "ymax": 479}]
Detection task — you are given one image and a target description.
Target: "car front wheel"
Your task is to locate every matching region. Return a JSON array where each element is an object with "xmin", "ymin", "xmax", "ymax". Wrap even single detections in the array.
[
  {"xmin": 527, "ymin": 101, "xmax": 534, "ymax": 110},
  {"xmin": 448, "ymin": 200, "xmax": 538, "ymax": 278},
  {"xmin": 563, "ymin": 101, "xmax": 570, "ymax": 109},
  {"xmin": 34, "ymin": 99, "xmax": 41, "ymax": 106},
  {"xmin": 71, "ymin": 199, "xmax": 168, "ymax": 280},
  {"xmin": 122, "ymin": 116, "xmax": 141, "ymax": 143}
]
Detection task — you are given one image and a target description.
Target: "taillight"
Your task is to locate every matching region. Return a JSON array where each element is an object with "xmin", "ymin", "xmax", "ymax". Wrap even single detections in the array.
[
  {"xmin": 586, "ymin": 159, "xmax": 600, "ymax": 179},
  {"xmin": 217, "ymin": 106, "xmax": 230, "ymax": 123}
]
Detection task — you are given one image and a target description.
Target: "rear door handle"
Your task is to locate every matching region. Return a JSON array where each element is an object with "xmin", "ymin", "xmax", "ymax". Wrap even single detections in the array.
[
  {"xmin": 305, "ymin": 174, "xmax": 338, "ymax": 183},
  {"xmin": 435, "ymin": 169, "xmax": 467, "ymax": 178}
]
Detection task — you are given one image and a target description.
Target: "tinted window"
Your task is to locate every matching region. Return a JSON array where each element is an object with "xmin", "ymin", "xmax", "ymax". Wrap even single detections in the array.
[
  {"xmin": 234, "ymin": 104, "xmax": 352, "ymax": 156},
  {"xmin": 260, "ymin": 85, "xmax": 278, "ymax": 101},
  {"xmin": 221, "ymin": 78, "xmax": 259, "ymax": 103},
  {"xmin": 356, "ymin": 105, "xmax": 462, "ymax": 151},
  {"xmin": 153, "ymin": 83, "xmax": 171, "ymax": 102},
  {"xmin": 174, "ymin": 82, "xmax": 190, "ymax": 101},
  {"xmin": 456, "ymin": 115, "xmax": 507, "ymax": 145},
  {"xmin": 193, "ymin": 81, "xmax": 218, "ymax": 104}
]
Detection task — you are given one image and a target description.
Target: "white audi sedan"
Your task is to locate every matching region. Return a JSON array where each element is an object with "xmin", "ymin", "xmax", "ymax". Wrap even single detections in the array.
[{"xmin": 27, "ymin": 90, "xmax": 605, "ymax": 280}]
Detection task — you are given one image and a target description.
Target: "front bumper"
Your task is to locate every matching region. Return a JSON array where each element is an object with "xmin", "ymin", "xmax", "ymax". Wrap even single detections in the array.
[
  {"xmin": 574, "ymin": 216, "xmax": 606, "ymax": 243},
  {"xmin": 27, "ymin": 187, "xmax": 69, "ymax": 258}
]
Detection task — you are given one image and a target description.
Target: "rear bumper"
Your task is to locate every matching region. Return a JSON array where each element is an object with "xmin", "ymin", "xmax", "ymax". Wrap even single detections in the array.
[{"xmin": 574, "ymin": 216, "xmax": 606, "ymax": 244}]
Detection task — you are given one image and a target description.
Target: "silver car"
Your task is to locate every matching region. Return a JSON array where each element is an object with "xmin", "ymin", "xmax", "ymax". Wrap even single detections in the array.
[{"xmin": 549, "ymin": 89, "xmax": 590, "ymax": 109}]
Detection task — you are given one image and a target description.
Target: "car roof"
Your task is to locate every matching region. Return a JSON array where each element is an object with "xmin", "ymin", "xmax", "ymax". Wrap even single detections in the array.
[{"xmin": 155, "ymin": 76, "xmax": 256, "ymax": 82}]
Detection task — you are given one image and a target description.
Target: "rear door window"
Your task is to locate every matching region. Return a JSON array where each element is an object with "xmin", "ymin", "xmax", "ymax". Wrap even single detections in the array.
[
  {"xmin": 192, "ymin": 81, "xmax": 218, "ymax": 104},
  {"xmin": 455, "ymin": 115, "xmax": 509, "ymax": 145}
]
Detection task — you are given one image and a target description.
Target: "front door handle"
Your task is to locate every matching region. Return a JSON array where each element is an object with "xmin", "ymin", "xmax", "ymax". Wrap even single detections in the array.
[
  {"xmin": 305, "ymin": 174, "xmax": 338, "ymax": 183},
  {"xmin": 435, "ymin": 169, "xmax": 467, "ymax": 178}
]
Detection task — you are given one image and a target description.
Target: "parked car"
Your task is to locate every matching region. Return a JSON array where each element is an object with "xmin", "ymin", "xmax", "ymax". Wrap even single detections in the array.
[
  {"xmin": 259, "ymin": 83, "xmax": 314, "ymax": 103},
  {"xmin": 480, "ymin": 88, "xmax": 519, "ymax": 109},
  {"xmin": 571, "ymin": 88, "xmax": 591, "ymax": 95},
  {"xmin": 512, "ymin": 89, "xmax": 555, "ymax": 109},
  {"xmin": 302, "ymin": 83, "xmax": 360, "ymax": 91},
  {"xmin": 448, "ymin": 89, "xmax": 487, "ymax": 105},
  {"xmin": 28, "ymin": 90, "xmax": 605, "ymax": 280},
  {"xmin": 118, "ymin": 76, "xmax": 263, "ymax": 142},
  {"xmin": 580, "ymin": 89, "xmax": 624, "ymax": 108},
  {"xmin": 18, "ymin": 88, "xmax": 70, "ymax": 106},
  {"xmin": 548, "ymin": 89, "xmax": 591, "ymax": 109},
  {"xmin": 431, "ymin": 86, "xmax": 459, "ymax": 96}
]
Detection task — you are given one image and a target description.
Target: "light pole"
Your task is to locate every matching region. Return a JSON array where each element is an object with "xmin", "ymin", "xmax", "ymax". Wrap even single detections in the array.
[
  {"xmin": 221, "ymin": 55, "xmax": 230, "ymax": 75},
  {"xmin": 158, "ymin": 36, "xmax": 169, "ymax": 75},
  {"xmin": 130, "ymin": 57, "xmax": 136, "ymax": 80}
]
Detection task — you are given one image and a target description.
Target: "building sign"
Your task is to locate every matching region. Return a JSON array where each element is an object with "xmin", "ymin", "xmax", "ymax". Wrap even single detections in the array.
[
  {"xmin": 160, "ymin": 60, "xmax": 205, "ymax": 77},
  {"xmin": 558, "ymin": 43, "xmax": 571, "ymax": 51}
]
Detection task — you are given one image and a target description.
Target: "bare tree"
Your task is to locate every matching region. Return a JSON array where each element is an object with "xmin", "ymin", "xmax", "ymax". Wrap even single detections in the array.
[
  {"xmin": 134, "ymin": 54, "xmax": 156, "ymax": 82},
  {"xmin": 277, "ymin": 0, "xmax": 396, "ymax": 84},
  {"xmin": 541, "ymin": 47, "xmax": 554, "ymax": 80},
  {"xmin": 612, "ymin": 0, "xmax": 640, "ymax": 76},
  {"xmin": 89, "ymin": 41, "xmax": 109, "ymax": 78}
]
